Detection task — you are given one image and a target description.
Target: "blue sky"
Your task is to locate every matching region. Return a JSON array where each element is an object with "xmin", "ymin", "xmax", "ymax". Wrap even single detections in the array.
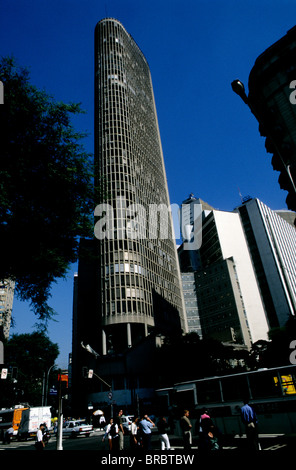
[{"xmin": 1, "ymin": 0, "xmax": 296, "ymax": 368}]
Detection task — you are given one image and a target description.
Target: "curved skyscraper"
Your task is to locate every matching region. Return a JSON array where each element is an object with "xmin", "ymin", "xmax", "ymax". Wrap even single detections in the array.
[{"xmin": 94, "ymin": 18, "xmax": 186, "ymax": 355}]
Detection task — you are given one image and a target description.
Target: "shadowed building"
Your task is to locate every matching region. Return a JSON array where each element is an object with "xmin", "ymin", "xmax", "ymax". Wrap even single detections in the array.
[{"xmin": 232, "ymin": 26, "xmax": 296, "ymax": 215}]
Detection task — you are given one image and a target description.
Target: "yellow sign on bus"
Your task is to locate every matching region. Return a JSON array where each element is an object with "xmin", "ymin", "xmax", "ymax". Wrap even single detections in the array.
[{"xmin": 274, "ymin": 375, "xmax": 296, "ymax": 395}]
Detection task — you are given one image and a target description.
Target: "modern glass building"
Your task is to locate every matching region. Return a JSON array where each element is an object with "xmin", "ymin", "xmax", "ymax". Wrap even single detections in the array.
[
  {"xmin": 94, "ymin": 18, "xmax": 186, "ymax": 355},
  {"xmin": 237, "ymin": 197, "xmax": 296, "ymax": 328}
]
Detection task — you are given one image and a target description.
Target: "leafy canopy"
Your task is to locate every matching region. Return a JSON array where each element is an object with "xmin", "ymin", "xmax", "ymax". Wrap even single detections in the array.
[
  {"xmin": 0, "ymin": 57, "xmax": 94, "ymax": 320},
  {"xmin": 2, "ymin": 331, "xmax": 59, "ymax": 407}
]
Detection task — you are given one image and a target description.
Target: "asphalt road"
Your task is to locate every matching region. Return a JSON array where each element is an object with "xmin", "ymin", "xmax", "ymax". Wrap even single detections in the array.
[
  {"xmin": 0, "ymin": 429, "xmax": 294, "ymax": 452},
  {"xmin": 0, "ymin": 430, "xmax": 295, "ymax": 469}
]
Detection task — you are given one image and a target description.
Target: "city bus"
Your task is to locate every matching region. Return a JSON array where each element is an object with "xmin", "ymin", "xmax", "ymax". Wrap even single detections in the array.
[{"xmin": 155, "ymin": 365, "xmax": 296, "ymax": 436}]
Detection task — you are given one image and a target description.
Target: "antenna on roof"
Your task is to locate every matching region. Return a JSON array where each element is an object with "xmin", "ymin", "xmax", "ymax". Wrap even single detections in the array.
[{"xmin": 238, "ymin": 187, "xmax": 243, "ymax": 203}]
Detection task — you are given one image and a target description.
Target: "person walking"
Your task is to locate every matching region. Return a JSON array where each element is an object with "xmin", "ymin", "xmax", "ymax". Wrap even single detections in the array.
[
  {"xmin": 130, "ymin": 417, "xmax": 140, "ymax": 449},
  {"xmin": 157, "ymin": 416, "xmax": 171, "ymax": 450},
  {"xmin": 199, "ymin": 414, "xmax": 221, "ymax": 452},
  {"xmin": 99, "ymin": 413, "xmax": 106, "ymax": 430},
  {"xmin": 102, "ymin": 418, "xmax": 119, "ymax": 451},
  {"xmin": 180, "ymin": 410, "xmax": 192, "ymax": 451},
  {"xmin": 35, "ymin": 424, "xmax": 45, "ymax": 450},
  {"xmin": 3, "ymin": 426, "xmax": 14, "ymax": 444},
  {"xmin": 115, "ymin": 409, "xmax": 125, "ymax": 450},
  {"xmin": 240, "ymin": 399, "xmax": 260, "ymax": 451},
  {"xmin": 139, "ymin": 414, "xmax": 155, "ymax": 451}
]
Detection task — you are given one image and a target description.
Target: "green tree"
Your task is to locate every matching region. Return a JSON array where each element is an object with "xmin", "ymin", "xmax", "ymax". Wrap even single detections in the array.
[
  {"xmin": 1, "ymin": 331, "xmax": 59, "ymax": 407},
  {"xmin": 155, "ymin": 332, "xmax": 248, "ymax": 387},
  {"xmin": 0, "ymin": 57, "xmax": 94, "ymax": 320},
  {"xmin": 247, "ymin": 316, "xmax": 296, "ymax": 369},
  {"xmin": 265, "ymin": 315, "xmax": 296, "ymax": 367}
]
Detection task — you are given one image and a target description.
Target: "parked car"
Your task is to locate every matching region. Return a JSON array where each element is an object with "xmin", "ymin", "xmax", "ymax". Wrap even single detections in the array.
[
  {"xmin": 62, "ymin": 420, "xmax": 93, "ymax": 438},
  {"xmin": 122, "ymin": 415, "xmax": 134, "ymax": 433}
]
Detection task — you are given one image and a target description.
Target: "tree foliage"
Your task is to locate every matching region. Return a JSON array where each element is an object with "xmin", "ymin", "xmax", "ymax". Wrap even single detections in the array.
[
  {"xmin": 1, "ymin": 331, "xmax": 59, "ymax": 407},
  {"xmin": 0, "ymin": 57, "xmax": 94, "ymax": 319},
  {"xmin": 154, "ymin": 318, "xmax": 296, "ymax": 388},
  {"xmin": 154, "ymin": 332, "xmax": 249, "ymax": 387},
  {"xmin": 249, "ymin": 315, "xmax": 296, "ymax": 368}
]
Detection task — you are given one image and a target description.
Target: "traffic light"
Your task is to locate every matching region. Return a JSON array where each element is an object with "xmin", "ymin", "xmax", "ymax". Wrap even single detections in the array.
[
  {"xmin": 57, "ymin": 373, "xmax": 68, "ymax": 399},
  {"xmin": 82, "ymin": 366, "xmax": 88, "ymax": 378},
  {"xmin": 82, "ymin": 367, "xmax": 93, "ymax": 378},
  {"xmin": 58, "ymin": 373, "xmax": 68, "ymax": 387},
  {"xmin": 11, "ymin": 367, "xmax": 18, "ymax": 380}
]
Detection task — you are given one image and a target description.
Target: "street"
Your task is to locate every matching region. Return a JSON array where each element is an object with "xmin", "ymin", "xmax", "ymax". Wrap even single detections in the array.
[{"xmin": 0, "ymin": 429, "xmax": 294, "ymax": 452}]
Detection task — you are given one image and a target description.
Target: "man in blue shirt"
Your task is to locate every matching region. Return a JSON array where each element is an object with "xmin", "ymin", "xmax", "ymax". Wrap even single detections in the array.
[
  {"xmin": 241, "ymin": 400, "xmax": 259, "ymax": 450},
  {"xmin": 139, "ymin": 415, "xmax": 155, "ymax": 450}
]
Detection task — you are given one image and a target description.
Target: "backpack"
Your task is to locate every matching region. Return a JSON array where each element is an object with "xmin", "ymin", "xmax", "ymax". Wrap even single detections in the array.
[{"xmin": 210, "ymin": 436, "xmax": 219, "ymax": 450}]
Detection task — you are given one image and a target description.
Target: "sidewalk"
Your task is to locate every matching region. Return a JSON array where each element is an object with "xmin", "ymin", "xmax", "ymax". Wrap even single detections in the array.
[
  {"xmin": 93, "ymin": 427, "xmax": 296, "ymax": 452},
  {"xmin": 150, "ymin": 431, "xmax": 296, "ymax": 451}
]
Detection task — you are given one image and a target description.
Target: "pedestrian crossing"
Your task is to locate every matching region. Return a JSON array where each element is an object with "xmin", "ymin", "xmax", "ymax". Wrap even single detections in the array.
[{"xmin": 0, "ymin": 440, "xmax": 35, "ymax": 450}]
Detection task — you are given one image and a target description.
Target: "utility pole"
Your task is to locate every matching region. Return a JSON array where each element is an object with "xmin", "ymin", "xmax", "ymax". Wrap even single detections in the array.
[
  {"xmin": 56, "ymin": 371, "xmax": 63, "ymax": 450},
  {"xmin": 41, "ymin": 371, "xmax": 45, "ymax": 407},
  {"xmin": 45, "ymin": 364, "xmax": 55, "ymax": 406},
  {"xmin": 81, "ymin": 343, "xmax": 113, "ymax": 418}
]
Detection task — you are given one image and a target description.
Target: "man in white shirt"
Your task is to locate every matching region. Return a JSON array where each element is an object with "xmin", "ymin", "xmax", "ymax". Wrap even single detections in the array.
[{"xmin": 35, "ymin": 424, "xmax": 45, "ymax": 450}]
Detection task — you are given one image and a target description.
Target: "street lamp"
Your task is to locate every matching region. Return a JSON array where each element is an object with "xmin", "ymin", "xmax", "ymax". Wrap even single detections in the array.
[
  {"xmin": 231, "ymin": 79, "xmax": 248, "ymax": 104},
  {"xmin": 231, "ymin": 79, "xmax": 296, "ymax": 196},
  {"xmin": 81, "ymin": 342, "xmax": 111, "ymax": 387},
  {"xmin": 81, "ymin": 342, "xmax": 100, "ymax": 358},
  {"xmin": 81, "ymin": 342, "xmax": 112, "ymax": 416},
  {"xmin": 45, "ymin": 364, "xmax": 56, "ymax": 406},
  {"xmin": 56, "ymin": 369, "xmax": 64, "ymax": 451}
]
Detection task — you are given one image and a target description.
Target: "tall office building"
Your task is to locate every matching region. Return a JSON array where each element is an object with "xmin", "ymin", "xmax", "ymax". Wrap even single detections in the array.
[
  {"xmin": 181, "ymin": 272, "xmax": 202, "ymax": 337},
  {"xmin": 94, "ymin": 18, "xmax": 186, "ymax": 355},
  {"xmin": 178, "ymin": 194, "xmax": 208, "ymax": 272},
  {"xmin": 236, "ymin": 198, "xmax": 296, "ymax": 328},
  {"xmin": 196, "ymin": 209, "xmax": 269, "ymax": 347},
  {"xmin": 178, "ymin": 198, "xmax": 270, "ymax": 347}
]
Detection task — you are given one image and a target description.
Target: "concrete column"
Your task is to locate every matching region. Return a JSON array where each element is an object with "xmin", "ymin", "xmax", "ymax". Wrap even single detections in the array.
[
  {"xmin": 102, "ymin": 329, "xmax": 107, "ymax": 355},
  {"xmin": 127, "ymin": 323, "xmax": 132, "ymax": 348}
]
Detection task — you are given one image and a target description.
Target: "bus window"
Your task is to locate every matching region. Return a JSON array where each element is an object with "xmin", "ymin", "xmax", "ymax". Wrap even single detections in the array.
[
  {"xmin": 221, "ymin": 375, "xmax": 249, "ymax": 402},
  {"xmin": 174, "ymin": 389, "xmax": 195, "ymax": 409},
  {"xmin": 274, "ymin": 375, "xmax": 296, "ymax": 395},
  {"xmin": 249, "ymin": 371, "xmax": 282, "ymax": 399},
  {"xmin": 196, "ymin": 379, "xmax": 221, "ymax": 404}
]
